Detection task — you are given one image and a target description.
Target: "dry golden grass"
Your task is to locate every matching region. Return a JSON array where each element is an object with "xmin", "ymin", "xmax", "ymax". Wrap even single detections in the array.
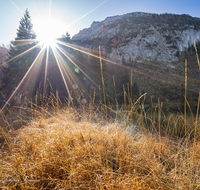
[
  {"xmin": 0, "ymin": 42, "xmax": 200, "ymax": 189},
  {"xmin": 0, "ymin": 107, "xmax": 199, "ymax": 189}
]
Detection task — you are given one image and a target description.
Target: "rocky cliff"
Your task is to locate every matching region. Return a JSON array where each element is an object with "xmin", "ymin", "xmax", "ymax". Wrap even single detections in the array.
[{"xmin": 72, "ymin": 12, "xmax": 200, "ymax": 63}]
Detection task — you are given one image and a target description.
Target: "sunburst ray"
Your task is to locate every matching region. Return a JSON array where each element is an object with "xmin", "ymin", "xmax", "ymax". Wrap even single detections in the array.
[{"xmin": 2, "ymin": 45, "xmax": 46, "ymax": 111}]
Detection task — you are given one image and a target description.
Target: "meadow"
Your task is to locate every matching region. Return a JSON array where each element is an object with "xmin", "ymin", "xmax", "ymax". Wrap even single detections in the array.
[
  {"xmin": 0, "ymin": 35, "xmax": 200, "ymax": 189},
  {"xmin": 0, "ymin": 63, "xmax": 200, "ymax": 190}
]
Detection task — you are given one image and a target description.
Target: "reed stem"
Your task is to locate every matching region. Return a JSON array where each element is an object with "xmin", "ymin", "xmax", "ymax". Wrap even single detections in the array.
[
  {"xmin": 99, "ymin": 46, "xmax": 107, "ymax": 122},
  {"xmin": 184, "ymin": 59, "xmax": 187, "ymax": 136}
]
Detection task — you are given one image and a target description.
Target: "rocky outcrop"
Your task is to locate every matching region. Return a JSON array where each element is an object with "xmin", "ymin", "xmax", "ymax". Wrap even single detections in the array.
[{"xmin": 72, "ymin": 12, "xmax": 200, "ymax": 62}]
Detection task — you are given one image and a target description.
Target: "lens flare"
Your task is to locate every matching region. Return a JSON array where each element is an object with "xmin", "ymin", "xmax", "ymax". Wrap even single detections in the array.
[
  {"xmin": 74, "ymin": 68, "xmax": 80, "ymax": 73},
  {"xmin": 72, "ymin": 84, "xmax": 78, "ymax": 89},
  {"xmin": 81, "ymin": 99, "xmax": 87, "ymax": 104}
]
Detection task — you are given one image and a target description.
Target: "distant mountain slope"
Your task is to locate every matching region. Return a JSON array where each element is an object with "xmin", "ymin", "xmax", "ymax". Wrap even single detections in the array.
[{"xmin": 72, "ymin": 12, "xmax": 200, "ymax": 62}]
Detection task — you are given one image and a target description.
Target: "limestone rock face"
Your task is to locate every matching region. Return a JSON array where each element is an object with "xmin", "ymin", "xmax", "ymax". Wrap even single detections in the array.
[{"xmin": 72, "ymin": 12, "xmax": 200, "ymax": 63}]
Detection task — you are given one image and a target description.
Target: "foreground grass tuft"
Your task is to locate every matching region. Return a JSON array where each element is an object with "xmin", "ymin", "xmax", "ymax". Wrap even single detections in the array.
[{"xmin": 0, "ymin": 108, "xmax": 199, "ymax": 189}]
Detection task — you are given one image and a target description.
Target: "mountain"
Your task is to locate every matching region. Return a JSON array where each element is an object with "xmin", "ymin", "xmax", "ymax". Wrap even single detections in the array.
[
  {"xmin": 72, "ymin": 12, "xmax": 200, "ymax": 111},
  {"xmin": 72, "ymin": 12, "xmax": 200, "ymax": 63}
]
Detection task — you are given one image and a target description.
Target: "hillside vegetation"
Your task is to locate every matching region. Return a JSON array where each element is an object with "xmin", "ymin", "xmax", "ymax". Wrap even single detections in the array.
[{"xmin": 72, "ymin": 12, "xmax": 200, "ymax": 112}]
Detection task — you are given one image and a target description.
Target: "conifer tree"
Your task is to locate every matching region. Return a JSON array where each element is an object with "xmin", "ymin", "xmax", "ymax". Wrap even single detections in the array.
[
  {"xmin": 132, "ymin": 81, "xmax": 140, "ymax": 101},
  {"xmin": 117, "ymin": 56, "xmax": 130, "ymax": 104},
  {"xmin": 1, "ymin": 9, "xmax": 38, "ymax": 106}
]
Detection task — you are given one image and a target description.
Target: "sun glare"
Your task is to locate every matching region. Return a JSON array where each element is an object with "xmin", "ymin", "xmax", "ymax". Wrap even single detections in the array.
[{"xmin": 34, "ymin": 17, "xmax": 64, "ymax": 46}]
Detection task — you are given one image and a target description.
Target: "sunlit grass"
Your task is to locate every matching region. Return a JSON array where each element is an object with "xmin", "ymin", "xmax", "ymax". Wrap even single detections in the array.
[
  {"xmin": 1, "ymin": 30, "xmax": 200, "ymax": 189},
  {"xmin": 0, "ymin": 102, "xmax": 200, "ymax": 189}
]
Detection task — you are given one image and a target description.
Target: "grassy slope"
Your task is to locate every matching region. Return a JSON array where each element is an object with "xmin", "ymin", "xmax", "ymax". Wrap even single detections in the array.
[
  {"xmin": 0, "ymin": 107, "xmax": 200, "ymax": 189},
  {"xmin": 0, "ymin": 44, "xmax": 200, "ymax": 189}
]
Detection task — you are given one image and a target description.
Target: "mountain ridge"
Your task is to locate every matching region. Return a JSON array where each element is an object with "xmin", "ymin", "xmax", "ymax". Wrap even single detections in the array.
[{"xmin": 72, "ymin": 12, "xmax": 200, "ymax": 63}]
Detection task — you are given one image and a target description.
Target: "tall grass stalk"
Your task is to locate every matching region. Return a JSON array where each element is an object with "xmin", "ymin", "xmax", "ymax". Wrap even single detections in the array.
[
  {"xmin": 123, "ymin": 84, "xmax": 126, "ymax": 109},
  {"xmin": 194, "ymin": 41, "xmax": 200, "ymax": 142},
  {"xmin": 99, "ymin": 46, "xmax": 107, "ymax": 122},
  {"xmin": 196, "ymin": 92, "xmax": 200, "ymax": 140},
  {"xmin": 185, "ymin": 59, "xmax": 187, "ymax": 136},
  {"xmin": 35, "ymin": 92, "xmax": 37, "ymax": 118},
  {"xmin": 131, "ymin": 70, "xmax": 133, "ymax": 103},
  {"xmin": 113, "ymin": 75, "xmax": 118, "ymax": 111}
]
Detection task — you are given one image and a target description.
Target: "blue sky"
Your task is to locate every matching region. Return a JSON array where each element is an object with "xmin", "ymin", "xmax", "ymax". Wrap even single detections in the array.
[{"xmin": 0, "ymin": 0, "xmax": 200, "ymax": 46}]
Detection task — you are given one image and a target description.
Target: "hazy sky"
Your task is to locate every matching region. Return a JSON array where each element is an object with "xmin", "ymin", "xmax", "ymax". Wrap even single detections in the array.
[{"xmin": 0, "ymin": 0, "xmax": 200, "ymax": 46}]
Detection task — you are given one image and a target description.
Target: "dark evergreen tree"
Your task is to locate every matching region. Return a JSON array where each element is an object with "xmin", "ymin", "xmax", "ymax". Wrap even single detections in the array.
[
  {"xmin": 128, "ymin": 56, "xmax": 132, "ymax": 65},
  {"xmin": 132, "ymin": 81, "xmax": 140, "ymax": 101},
  {"xmin": 65, "ymin": 32, "xmax": 71, "ymax": 40},
  {"xmin": 113, "ymin": 56, "xmax": 130, "ymax": 105},
  {"xmin": 122, "ymin": 56, "xmax": 126, "ymax": 65},
  {"xmin": 1, "ymin": 9, "xmax": 38, "ymax": 107}
]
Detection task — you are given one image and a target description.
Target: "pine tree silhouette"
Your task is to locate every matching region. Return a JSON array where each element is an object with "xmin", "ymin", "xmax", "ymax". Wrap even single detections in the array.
[{"xmin": 1, "ymin": 9, "xmax": 38, "ymax": 107}]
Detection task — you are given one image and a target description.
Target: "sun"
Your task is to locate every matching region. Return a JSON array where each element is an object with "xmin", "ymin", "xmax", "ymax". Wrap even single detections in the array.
[{"xmin": 33, "ymin": 17, "xmax": 64, "ymax": 46}]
